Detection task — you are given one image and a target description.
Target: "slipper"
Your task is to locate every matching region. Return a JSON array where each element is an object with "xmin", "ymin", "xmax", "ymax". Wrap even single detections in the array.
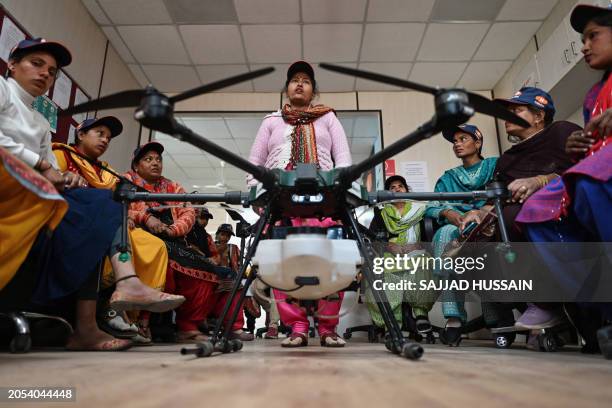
[
  {"xmin": 281, "ymin": 332, "xmax": 308, "ymax": 348},
  {"xmin": 110, "ymin": 291, "xmax": 185, "ymax": 313},
  {"xmin": 320, "ymin": 332, "xmax": 346, "ymax": 347},
  {"xmin": 177, "ymin": 331, "xmax": 209, "ymax": 343}
]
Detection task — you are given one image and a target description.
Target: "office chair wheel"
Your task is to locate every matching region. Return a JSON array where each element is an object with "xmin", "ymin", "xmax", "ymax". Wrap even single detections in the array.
[
  {"xmin": 309, "ymin": 327, "xmax": 316, "ymax": 338},
  {"xmin": 214, "ymin": 339, "xmax": 232, "ymax": 353},
  {"xmin": 538, "ymin": 333, "xmax": 558, "ymax": 352},
  {"xmin": 230, "ymin": 339, "xmax": 243, "ymax": 352},
  {"xmin": 9, "ymin": 334, "xmax": 31, "ymax": 354},
  {"xmin": 194, "ymin": 341, "xmax": 214, "ymax": 357},
  {"xmin": 401, "ymin": 343, "xmax": 424, "ymax": 360},
  {"xmin": 425, "ymin": 332, "xmax": 436, "ymax": 344},
  {"xmin": 494, "ymin": 334, "xmax": 513, "ymax": 349}
]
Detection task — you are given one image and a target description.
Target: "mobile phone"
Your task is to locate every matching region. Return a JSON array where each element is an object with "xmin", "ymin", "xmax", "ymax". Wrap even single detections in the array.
[{"xmin": 462, "ymin": 222, "xmax": 478, "ymax": 236}]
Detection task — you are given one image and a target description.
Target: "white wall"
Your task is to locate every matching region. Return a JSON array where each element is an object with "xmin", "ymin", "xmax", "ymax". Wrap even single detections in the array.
[{"xmin": 1, "ymin": 0, "xmax": 141, "ymax": 171}]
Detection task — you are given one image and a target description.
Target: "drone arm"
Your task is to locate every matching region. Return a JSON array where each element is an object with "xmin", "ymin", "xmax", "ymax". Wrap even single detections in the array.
[{"xmin": 172, "ymin": 121, "xmax": 277, "ymax": 190}]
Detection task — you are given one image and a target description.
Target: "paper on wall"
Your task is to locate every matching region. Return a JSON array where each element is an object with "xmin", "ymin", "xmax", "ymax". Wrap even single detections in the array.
[
  {"xmin": 72, "ymin": 88, "xmax": 89, "ymax": 124},
  {"xmin": 52, "ymin": 70, "xmax": 72, "ymax": 110},
  {"xmin": 398, "ymin": 161, "xmax": 430, "ymax": 192},
  {"xmin": 0, "ymin": 17, "xmax": 25, "ymax": 62}
]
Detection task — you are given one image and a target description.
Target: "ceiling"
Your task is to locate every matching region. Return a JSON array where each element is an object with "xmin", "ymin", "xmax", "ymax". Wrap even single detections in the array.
[
  {"xmin": 152, "ymin": 111, "xmax": 381, "ymax": 193},
  {"xmin": 81, "ymin": 0, "xmax": 559, "ymax": 93}
]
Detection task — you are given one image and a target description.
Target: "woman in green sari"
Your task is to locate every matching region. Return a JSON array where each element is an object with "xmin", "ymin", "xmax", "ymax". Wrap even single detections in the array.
[
  {"xmin": 425, "ymin": 124, "xmax": 497, "ymax": 345},
  {"xmin": 367, "ymin": 175, "xmax": 436, "ymax": 333}
]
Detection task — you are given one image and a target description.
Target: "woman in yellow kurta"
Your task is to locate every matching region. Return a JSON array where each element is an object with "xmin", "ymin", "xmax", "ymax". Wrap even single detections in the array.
[
  {"xmin": 0, "ymin": 147, "xmax": 67, "ymax": 290},
  {"xmin": 52, "ymin": 117, "xmax": 168, "ymax": 294}
]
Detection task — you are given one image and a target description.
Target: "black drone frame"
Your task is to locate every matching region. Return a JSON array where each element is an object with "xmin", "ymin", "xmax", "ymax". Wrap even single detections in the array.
[{"xmin": 62, "ymin": 63, "xmax": 528, "ymax": 360}]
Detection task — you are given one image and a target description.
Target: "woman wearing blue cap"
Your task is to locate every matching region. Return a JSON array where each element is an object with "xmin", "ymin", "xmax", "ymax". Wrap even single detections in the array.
[
  {"xmin": 460, "ymin": 88, "xmax": 579, "ymax": 344},
  {"xmin": 0, "ymin": 38, "xmax": 184, "ymax": 351},
  {"xmin": 514, "ymin": 3, "xmax": 612, "ymax": 357},
  {"xmin": 425, "ymin": 124, "xmax": 497, "ymax": 344}
]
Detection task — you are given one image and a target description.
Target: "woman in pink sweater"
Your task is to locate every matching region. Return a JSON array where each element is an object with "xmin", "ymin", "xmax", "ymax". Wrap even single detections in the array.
[{"xmin": 248, "ymin": 61, "xmax": 352, "ymax": 347}]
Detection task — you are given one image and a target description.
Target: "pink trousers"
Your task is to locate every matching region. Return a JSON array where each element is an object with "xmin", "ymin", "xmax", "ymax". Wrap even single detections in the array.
[{"xmin": 273, "ymin": 289, "xmax": 344, "ymax": 335}]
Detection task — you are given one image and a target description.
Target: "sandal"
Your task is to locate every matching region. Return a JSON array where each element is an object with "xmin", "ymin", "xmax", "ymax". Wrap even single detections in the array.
[
  {"xmin": 177, "ymin": 331, "xmax": 209, "ymax": 343},
  {"xmin": 320, "ymin": 332, "xmax": 346, "ymax": 348},
  {"xmin": 132, "ymin": 321, "xmax": 153, "ymax": 346},
  {"xmin": 281, "ymin": 332, "xmax": 308, "ymax": 348},
  {"xmin": 97, "ymin": 307, "xmax": 138, "ymax": 339},
  {"xmin": 110, "ymin": 276, "xmax": 185, "ymax": 313}
]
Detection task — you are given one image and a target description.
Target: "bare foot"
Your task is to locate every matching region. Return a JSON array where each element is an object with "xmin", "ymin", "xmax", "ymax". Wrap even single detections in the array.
[
  {"xmin": 66, "ymin": 327, "xmax": 132, "ymax": 351},
  {"xmin": 111, "ymin": 278, "xmax": 185, "ymax": 313}
]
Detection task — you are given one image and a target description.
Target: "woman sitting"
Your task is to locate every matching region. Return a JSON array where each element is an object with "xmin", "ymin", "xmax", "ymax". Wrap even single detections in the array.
[
  {"xmin": 52, "ymin": 117, "xmax": 169, "ymax": 344},
  {"xmin": 126, "ymin": 142, "xmax": 246, "ymax": 343},
  {"xmin": 425, "ymin": 124, "xmax": 497, "ymax": 344},
  {"xmin": 0, "ymin": 38, "xmax": 183, "ymax": 351},
  {"xmin": 368, "ymin": 175, "xmax": 435, "ymax": 334},
  {"xmin": 463, "ymin": 88, "xmax": 580, "ymax": 333}
]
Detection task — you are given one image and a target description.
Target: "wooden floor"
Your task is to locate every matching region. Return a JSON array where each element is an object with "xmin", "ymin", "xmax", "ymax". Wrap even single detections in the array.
[{"xmin": 1, "ymin": 339, "xmax": 612, "ymax": 408}]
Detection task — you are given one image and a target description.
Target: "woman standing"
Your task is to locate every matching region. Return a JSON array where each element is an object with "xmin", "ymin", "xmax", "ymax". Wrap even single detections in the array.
[{"xmin": 248, "ymin": 61, "xmax": 351, "ymax": 347}]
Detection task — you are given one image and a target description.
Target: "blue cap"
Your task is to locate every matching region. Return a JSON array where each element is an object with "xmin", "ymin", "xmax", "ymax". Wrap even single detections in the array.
[
  {"xmin": 131, "ymin": 141, "xmax": 164, "ymax": 170},
  {"xmin": 76, "ymin": 116, "xmax": 123, "ymax": 138},
  {"xmin": 9, "ymin": 37, "xmax": 72, "ymax": 67},
  {"xmin": 494, "ymin": 87, "xmax": 556, "ymax": 118},
  {"xmin": 570, "ymin": 3, "xmax": 612, "ymax": 33},
  {"xmin": 442, "ymin": 124, "xmax": 483, "ymax": 143}
]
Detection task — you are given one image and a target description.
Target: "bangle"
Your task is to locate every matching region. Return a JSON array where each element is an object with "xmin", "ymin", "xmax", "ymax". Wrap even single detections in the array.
[{"xmin": 537, "ymin": 175, "xmax": 549, "ymax": 188}]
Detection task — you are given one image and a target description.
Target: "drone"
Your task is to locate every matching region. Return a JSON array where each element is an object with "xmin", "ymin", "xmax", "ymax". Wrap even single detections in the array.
[{"xmin": 62, "ymin": 64, "xmax": 528, "ymax": 361}]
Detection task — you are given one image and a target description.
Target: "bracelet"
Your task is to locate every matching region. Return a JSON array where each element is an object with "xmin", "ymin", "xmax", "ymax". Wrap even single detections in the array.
[{"xmin": 537, "ymin": 175, "xmax": 549, "ymax": 188}]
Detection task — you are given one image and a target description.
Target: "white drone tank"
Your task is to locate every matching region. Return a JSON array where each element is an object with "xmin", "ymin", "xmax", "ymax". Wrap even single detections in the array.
[{"xmin": 252, "ymin": 227, "xmax": 362, "ymax": 300}]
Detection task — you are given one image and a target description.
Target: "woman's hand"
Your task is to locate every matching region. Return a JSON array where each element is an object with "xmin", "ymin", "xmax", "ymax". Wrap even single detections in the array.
[
  {"xmin": 442, "ymin": 209, "xmax": 463, "ymax": 228},
  {"xmin": 507, "ymin": 177, "xmax": 541, "ymax": 203},
  {"xmin": 127, "ymin": 218, "xmax": 135, "ymax": 230},
  {"xmin": 565, "ymin": 130, "xmax": 595, "ymax": 158},
  {"xmin": 145, "ymin": 216, "xmax": 167, "ymax": 234},
  {"xmin": 40, "ymin": 166, "xmax": 65, "ymax": 191},
  {"xmin": 62, "ymin": 171, "xmax": 88, "ymax": 189},
  {"xmin": 584, "ymin": 108, "xmax": 612, "ymax": 139},
  {"xmin": 459, "ymin": 210, "xmax": 482, "ymax": 233}
]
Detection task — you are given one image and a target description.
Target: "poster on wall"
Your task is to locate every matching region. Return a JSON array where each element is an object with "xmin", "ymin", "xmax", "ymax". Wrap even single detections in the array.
[
  {"xmin": 0, "ymin": 16, "xmax": 25, "ymax": 62},
  {"xmin": 32, "ymin": 95, "xmax": 58, "ymax": 133},
  {"xmin": 398, "ymin": 161, "xmax": 430, "ymax": 192}
]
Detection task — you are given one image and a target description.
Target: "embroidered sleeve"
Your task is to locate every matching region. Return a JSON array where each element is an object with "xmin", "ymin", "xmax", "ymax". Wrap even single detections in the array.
[
  {"xmin": 123, "ymin": 172, "xmax": 151, "ymax": 225},
  {"xmin": 168, "ymin": 181, "xmax": 195, "ymax": 237}
]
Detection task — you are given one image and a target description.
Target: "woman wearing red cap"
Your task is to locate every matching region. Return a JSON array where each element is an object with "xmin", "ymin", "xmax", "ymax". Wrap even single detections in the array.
[
  {"xmin": 247, "ymin": 61, "xmax": 352, "ymax": 347},
  {"xmin": 0, "ymin": 38, "xmax": 184, "ymax": 351},
  {"xmin": 515, "ymin": 4, "xmax": 612, "ymax": 357},
  {"xmin": 52, "ymin": 117, "xmax": 170, "ymax": 344}
]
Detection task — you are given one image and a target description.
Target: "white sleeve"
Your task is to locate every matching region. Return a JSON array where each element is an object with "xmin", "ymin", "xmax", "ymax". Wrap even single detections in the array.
[{"xmin": 0, "ymin": 79, "xmax": 41, "ymax": 167}]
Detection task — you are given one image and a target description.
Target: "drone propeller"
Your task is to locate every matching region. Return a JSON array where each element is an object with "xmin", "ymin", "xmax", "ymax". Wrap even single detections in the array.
[
  {"xmin": 319, "ymin": 63, "xmax": 529, "ymax": 128},
  {"xmin": 61, "ymin": 67, "xmax": 275, "ymax": 116}
]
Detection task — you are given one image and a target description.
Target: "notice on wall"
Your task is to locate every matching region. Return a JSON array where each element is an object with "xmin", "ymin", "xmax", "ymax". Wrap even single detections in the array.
[
  {"xmin": 32, "ymin": 95, "xmax": 58, "ymax": 133},
  {"xmin": 52, "ymin": 70, "xmax": 72, "ymax": 110},
  {"xmin": 67, "ymin": 124, "xmax": 76, "ymax": 145},
  {"xmin": 398, "ymin": 161, "xmax": 430, "ymax": 192},
  {"xmin": 0, "ymin": 16, "xmax": 25, "ymax": 62},
  {"xmin": 72, "ymin": 88, "xmax": 89, "ymax": 124}
]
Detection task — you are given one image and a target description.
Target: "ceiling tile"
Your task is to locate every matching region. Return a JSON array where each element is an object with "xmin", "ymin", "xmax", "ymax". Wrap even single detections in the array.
[
  {"xmin": 409, "ymin": 62, "xmax": 467, "ymax": 87},
  {"xmin": 250, "ymin": 63, "xmax": 288, "ymax": 92},
  {"xmin": 163, "ymin": 0, "xmax": 238, "ymax": 23},
  {"xmin": 242, "ymin": 25, "xmax": 301, "ymax": 64},
  {"xmin": 457, "ymin": 60, "xmax": 512, "ymax": 90},
  {"xmin": 117, "ymin": 26, "xmax": 190, "ymax": 64},
  {"xmin": 496, "ymin": 0, "xmax": 558, "ymax": 21},
  {"xmin": 141, "ymin": 65, "xmax": 201, "ymax": 92},
  {"xmin": 417, "ymin": 23, "xmax": 490, "ymax": 61},
  {"xmin": 304, "ymin": 24, "xmax": 362, "ymax": 62},
  {"xmin": 361, "ymin": 23, "xmax": 425, "ymax": 61},
  {"xmin": 180, "ymin": 25, "xmax": 245, "ymax": 64},
  {"xmin": 101, "ymin": 26, "xmax": 134, "ymax": 63},
  {"xmin": 430, "ymin": 0, "xmax": 505, "ymax": 21},
  {"xmin": 170, "ymin": 154, "xmax": 213, "ymax": 167},
  {"xmin": 156, "ymin": 138, "xmax": 203, "ymax": 155},
  {"xmin": 473, "ymin": 22, "xmax": 540, "ymax": 60},
  {"xmin": 127, "ymin": 64, "xmax": 150, "ymax": 87},
  {"xmin": 98, "ymin": 0, "xmax": 172, "ymax": 24},
  {"xmin": 195, "ymin": 65, "xmax": 253, "ymax": 91},
  {"xmin": 313, "ymin": 62, "xmax": 357, "ymax": 92},
  {"xmin": 180, "ymin": 118, "xmax": 233, "ymax": 139},
  {"xmin": 366, "ymin": 0, "xmax": 435, "ymax": 22},
  {"xmin": 355, "ymin": 62, "xmax": 412, "ymax": 91},
  {"xmin": 235, "ymin": 0, "xmax": 300, "ymax": 23},
  {"xmin": 81, "ymin": 0, "xmax": 111, "ymax": 25},
  {"xmin": 302, "ymin": 0, "xmax": 367, "ymax": 22}
]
